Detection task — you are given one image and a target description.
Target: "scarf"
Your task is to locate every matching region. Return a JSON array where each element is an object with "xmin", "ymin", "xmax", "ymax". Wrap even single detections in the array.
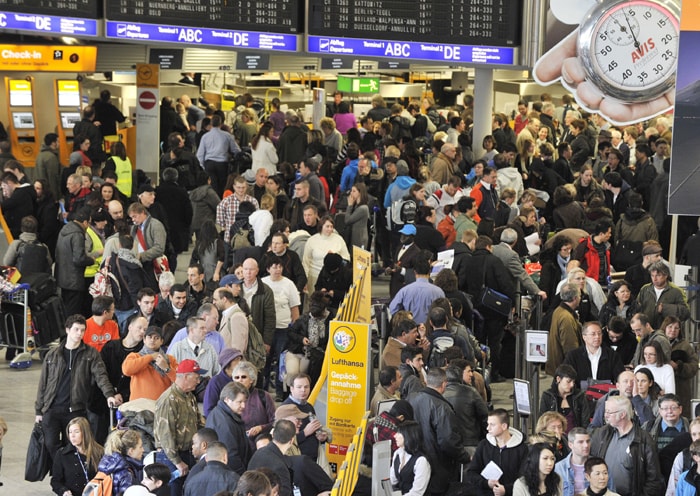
[
  {"xmin": 306, "ymin": 311, "xmax": 328, "ymax": 348},
  {"xmin": 117, "ymin": 247, "xmax": 142, "ymax": 267},
  {"xmin": 557, "ymin": 253, "xmax": 570, "ymax": 279},
  {"xmin": 138, "ymin": 345, "xmax": 169, "ymax": 377}
]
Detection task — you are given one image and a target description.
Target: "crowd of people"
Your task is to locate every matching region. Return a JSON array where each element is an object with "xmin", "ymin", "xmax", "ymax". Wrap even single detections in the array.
[{"xmin": 1, "ymin": 87, "xmax": 699, "ymax": 496}]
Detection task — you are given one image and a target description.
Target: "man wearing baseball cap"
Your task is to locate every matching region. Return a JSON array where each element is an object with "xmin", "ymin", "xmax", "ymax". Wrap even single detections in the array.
[
  {"xmin": 122, "ymin": 326, "xmax": 178, "ymax": 401},
  {"xmin": 154, "ymin": 358, "xmax": 206, "ymax": 496},
  {"xmin": 386, "ymin": 223, "xmax": 420, "ymax": 298}
]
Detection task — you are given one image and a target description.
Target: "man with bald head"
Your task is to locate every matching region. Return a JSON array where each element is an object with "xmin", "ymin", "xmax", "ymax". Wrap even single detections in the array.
[
  {"xmin": 588, "ymin": 369, "xmax": 654, "ymax": 429},
  {"xmin": 241, "ymin": 258, "xmax": 276, "ymax": 386}
]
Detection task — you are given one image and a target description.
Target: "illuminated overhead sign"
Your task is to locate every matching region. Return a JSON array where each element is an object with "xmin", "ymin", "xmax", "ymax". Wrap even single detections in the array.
[
  {"xmin": 0, "ymin": 11, "xmax": 98, "ymax": 36},
  {"xmin": 0, "ymin": 45, "xmax": 97, "ymax": 72},
  {"xmin": 105, "ymin": 21, "xmax": 298, "ymax": 52},
  {"xmin": 308, "ymin": 36, "xmax": 515, "ymax": 65}
]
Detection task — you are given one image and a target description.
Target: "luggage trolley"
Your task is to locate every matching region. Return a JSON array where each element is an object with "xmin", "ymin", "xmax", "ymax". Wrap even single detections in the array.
[{"xmin": 0, "ymin": 286, "xmax": 32, "ymax": 364}]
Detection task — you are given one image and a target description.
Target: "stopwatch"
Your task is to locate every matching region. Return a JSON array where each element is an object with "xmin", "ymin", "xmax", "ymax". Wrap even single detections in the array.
[{"xmin": 577, "ymin": 0, "xmax": 680, "ymax": 103}]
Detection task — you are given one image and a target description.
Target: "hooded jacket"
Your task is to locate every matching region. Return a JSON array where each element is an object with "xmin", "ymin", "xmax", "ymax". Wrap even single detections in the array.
[
  {"xmin": 467, "ymin": 428, "xmax": 528, "ymax": 496},
  {"xmin": 189, "ymin": 183, "xmax": 220, "ymax": 229},
  {"xmin": 614, "ymin": 207, "xmax": 658, "ymax": 244},
  {"xmin": 55, "ymin": 221, "xmax": 94, "ymax": 290},
  {"xmin": 98, "ymin": 452, "xmax": 143, "ymax": 495},
  {"xmin": 35, "ymin": 143, "xmax": 62, "ymax": 200},
  {"xmin": 384, "ymin": 175, "xmax": 417, "ymax": 208}
]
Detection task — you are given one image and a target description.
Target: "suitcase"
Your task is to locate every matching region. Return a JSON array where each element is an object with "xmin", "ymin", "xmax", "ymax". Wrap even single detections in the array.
[
  {"xmin": 32, "ymin": 295, "xmax": 66, "ymax": 347},
  {"xmin": 20, "ymin": 272, "xmax": 57, "ymax": 310}
]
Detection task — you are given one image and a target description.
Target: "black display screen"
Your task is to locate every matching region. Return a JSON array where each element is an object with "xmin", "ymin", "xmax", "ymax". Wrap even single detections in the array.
[
  {"xmin": 308, "ymin": 0, "xmax": 521, "ymax": 47},
  {"xmin": 1, "ymin": 0, "xmax": 100, "ymax": 18},
  {"xmin": 105, "ymin": 0, "xmax": 302, "ymax": 34}
]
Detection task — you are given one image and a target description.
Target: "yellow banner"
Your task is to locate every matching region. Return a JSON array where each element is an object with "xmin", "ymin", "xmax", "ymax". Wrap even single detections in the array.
[
  {"xmin": 0, "ymin": 45, "xmax": 96, "ymax": 72},
  {"xmin": 352, "ymin": 246, "xmax": 372, "ymax": 324},
  {"xmin": 326, "ymin": 321, "xmax": 370, "ymax": 467}
]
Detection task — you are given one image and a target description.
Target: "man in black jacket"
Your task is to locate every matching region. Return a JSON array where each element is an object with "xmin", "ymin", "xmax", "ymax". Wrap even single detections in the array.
[
  {"xmin": 183, "ymin": 441, "xmax": 239, "ymax": 496},
  {"xmin": 563, "ymin": 321, "xmax": 624, "ymax": 389},
  {"xmin": 590, "ymin": 395, "xmax": 664, "ymax": 496},
  {"xmin": 461, "ymin": 235, "xmax": 515, "ymax": 382},
  {"xmin": 248, "ymin": 419, "xmax": 296, "ymax": 496},
  {"xmin": 35, "ymin": 314, "xmax": 117, "ymax": 465},
  {"xmin": 204, "ymin": 382, "xmax": 251, "ymax": 475},
  {"xmin": 409, "ymin": 368, "xmax": 470, "ymax": 496}
]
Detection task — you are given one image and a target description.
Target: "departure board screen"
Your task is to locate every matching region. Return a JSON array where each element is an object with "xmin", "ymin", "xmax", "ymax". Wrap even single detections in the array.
[
  {"xmin": 308, "ymin": 0, "xmax": 521, "ymax": 47},
  {"xmin": 0, "ymin": 0, "xmax": 100, "ymax": 19},
  {"xmin": 105, "ymin": 0, "xmax": 302, "ymax": 34},
  {"xmin": 0, "ymin": 0, "xmax": 100, "ymax": 35}
]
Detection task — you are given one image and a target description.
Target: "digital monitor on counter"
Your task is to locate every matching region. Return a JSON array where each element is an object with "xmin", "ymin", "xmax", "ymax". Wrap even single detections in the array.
[{"xmin": 12, "ymin": 112, "xmax": 35, "ymax": 130}]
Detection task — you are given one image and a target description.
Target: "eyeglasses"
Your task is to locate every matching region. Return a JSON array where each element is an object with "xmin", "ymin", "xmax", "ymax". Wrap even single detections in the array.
[
  {"xmin": 660, "ymin": 405, "xmax": 681, "ymax": 411},
  {"xmin": 604, "ymin": 410, "xmax": 622, "ymax": 417},
  {"xmin": 233, "ymin": 375, "xmax": 248, "ymax": 380}
]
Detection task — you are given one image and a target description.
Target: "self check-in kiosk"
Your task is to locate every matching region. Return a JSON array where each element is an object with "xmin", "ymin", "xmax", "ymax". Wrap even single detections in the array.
[
  {"xmin": 4, "ymin": 77, "xmax": 40, "ymax": 168},
  {"xmin": 54, "ymin": 80, "xmax": 82, "ymax": 165}
]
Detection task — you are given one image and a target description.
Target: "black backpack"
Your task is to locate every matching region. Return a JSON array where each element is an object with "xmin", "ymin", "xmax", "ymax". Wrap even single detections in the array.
[
  {"xmin": 16, "ymin": 241, "xmax": 51, "ymax": 276},
  {"xmin": 428, "ymin": 335, "xmax": 455, "ymax": 368}
]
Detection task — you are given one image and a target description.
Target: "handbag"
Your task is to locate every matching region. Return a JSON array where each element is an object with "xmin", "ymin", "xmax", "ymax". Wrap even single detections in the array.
[
  {"xmin": 25, "ymin": 422, "xmax": 50, "ymax": 482},
  {"xmin": 478, "ymin": 264, "xmax": 512, "ymax": 318}
]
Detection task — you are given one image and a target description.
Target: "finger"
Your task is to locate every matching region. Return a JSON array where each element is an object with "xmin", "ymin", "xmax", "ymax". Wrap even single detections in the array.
[
  {"xmin": 576, "ymin": 81, "xmax": 606, "ymax": 110},
  {"xmin": 561, "ymin": 57, "xmax": 587, "ymax": 87},
  {"xmin": 599, "ymin": 95, "xmax": 674, "ymax": 125},
  {"xmin": 534, "ymin": 30, "xmax": 579, "ymax": 84}
]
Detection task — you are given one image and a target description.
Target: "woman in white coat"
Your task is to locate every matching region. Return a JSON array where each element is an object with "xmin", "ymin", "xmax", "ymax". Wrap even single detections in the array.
[
  {"xmin": 303, "ymin": 215, "xmax": 350, "ymax": 293},
  {"xmin": 250, "ymin": 122, "xmax": 278, "ymax": 176}
]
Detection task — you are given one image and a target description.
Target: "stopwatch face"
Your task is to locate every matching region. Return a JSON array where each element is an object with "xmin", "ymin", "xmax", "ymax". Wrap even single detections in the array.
[{"xmin": 578, "ymin": 0, "xmax": 680, "ymax": 103}]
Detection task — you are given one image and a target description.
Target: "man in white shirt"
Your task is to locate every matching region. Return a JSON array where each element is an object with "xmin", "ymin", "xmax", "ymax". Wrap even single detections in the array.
[{"xmin": 262, "ymin": 256, "xmax": 301, "ymax": 400}]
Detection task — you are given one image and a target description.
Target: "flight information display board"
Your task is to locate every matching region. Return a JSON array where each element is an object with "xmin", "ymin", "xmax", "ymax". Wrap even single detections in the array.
[
  {"xmin": 1, "ymin": 0, "xmax": 100, "ymax": 19},
  {"xmin": 308, "ymin": 0, "xmax": 521, "ymax": 47},
  {"xmin": 106, "ymin": 0, "xmax": 302, "ymax": 34},
  {"xmin": 104, "ymin": 0, "xmax": 300, "ymax": 51},
  {"xmin": 0, "ymin": 0, "xmax": 100, "ymax": 36}
]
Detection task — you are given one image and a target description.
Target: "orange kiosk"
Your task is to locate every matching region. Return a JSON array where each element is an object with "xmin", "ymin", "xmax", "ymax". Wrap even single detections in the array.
[
  {"xmin": 4, "ymin": 77, "xmax": 40, "ymax": 168},
  {"xmin": 54, "ymin": 80, "xmax": 82, "ymax": 166}
]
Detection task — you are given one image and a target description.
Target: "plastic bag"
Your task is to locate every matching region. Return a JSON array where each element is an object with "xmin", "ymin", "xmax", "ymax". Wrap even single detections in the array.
[{"xmin": 25, "ymin": 422, "xmax": 50, "ymax": 482}]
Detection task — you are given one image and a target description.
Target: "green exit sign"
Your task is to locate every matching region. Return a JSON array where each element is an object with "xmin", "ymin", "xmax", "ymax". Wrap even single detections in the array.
[{"xmin": 337, "ymin": 75, "xmax": 380, "ymax": 94}]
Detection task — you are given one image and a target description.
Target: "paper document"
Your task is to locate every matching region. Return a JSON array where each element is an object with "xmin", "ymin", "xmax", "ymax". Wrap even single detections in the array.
[
  {"xmin": 481, "ymin": 461, "xmax": 503, "ymax": 480},
  {"xmin": 525, "ymin": 232, "xmax": 540, "ymax": 256}
]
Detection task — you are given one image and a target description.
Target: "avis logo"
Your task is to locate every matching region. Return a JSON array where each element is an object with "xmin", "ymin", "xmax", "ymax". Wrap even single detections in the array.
[{"xmin": 333, "ymin": 327, "xmax": 356, "ymax": 353}]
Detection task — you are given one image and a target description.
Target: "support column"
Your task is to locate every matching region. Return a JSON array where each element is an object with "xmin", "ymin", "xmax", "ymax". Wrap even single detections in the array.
[{"xmin": 472, "ymin": 67, "xmax": 494, "ymax": 160}]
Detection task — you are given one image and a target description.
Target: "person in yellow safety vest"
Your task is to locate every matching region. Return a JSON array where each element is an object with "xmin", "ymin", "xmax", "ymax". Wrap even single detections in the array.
[
  {"xmin": 104, "ymin": 141, "xmax": 133, "ymax": 198},
  {"xmin": 84, "ymin": 208, "xmax": 108, "ymax": 278}
]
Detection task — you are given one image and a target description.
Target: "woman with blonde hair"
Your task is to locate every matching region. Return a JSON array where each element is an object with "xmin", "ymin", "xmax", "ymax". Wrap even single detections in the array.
[
  {"xmin": 51, "ymin": 417, "xmax": 104, "ymax": 496},
  {"xmin": 98, "ymin": 429, "xmax": 145, "ymax": 495},
  {"xmin": 249, "ymin": 193, "xmax": 275, "ymax": 246}
]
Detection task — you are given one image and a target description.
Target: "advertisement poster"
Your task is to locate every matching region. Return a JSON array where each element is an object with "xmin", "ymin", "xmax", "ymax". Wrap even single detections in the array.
[
  {"xmin": 534, "ymin": 0, "xmax": 680, "ymax": 126},
  {"xmin": 668, "ymin": 3, "xmax": 700, "ymax": 215},
  {"xmin": 326, "ymin": 321, "xmax": 371, "ymax": 467}
]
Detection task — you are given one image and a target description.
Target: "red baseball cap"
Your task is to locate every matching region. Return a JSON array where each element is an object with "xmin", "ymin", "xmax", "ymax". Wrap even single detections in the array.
[{"xmin": 176, "ymin": 359, "xmax": 207, "ymax": 375}]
